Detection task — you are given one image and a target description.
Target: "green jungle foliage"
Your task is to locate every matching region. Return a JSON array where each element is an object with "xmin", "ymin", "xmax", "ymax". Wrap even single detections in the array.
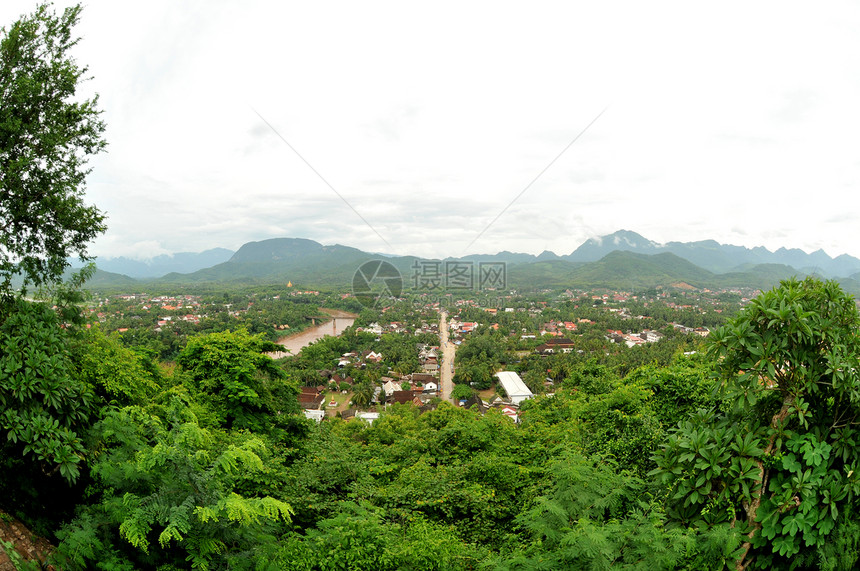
[
  {"xmin": 56, "ymin": 400, "xmax": 292, "ymax": 570},
  {"xmin": 1, "ymin": 251, "xmax": 859, "ymax": 571},
  {"xmin": 0, "ymin": 2, "xmax": 106, "ymax": 293},
  {"xmin": 652, "ymin": 277, "xmax": 860, "ymax": 570},
  {"xmin": 0, "ymin": 299, "xmax": 95, "ymax": 486},
  {"xmin": 177, "ymin": 329, "xmax": 301, "ymax": 435},
  {"xmin": 33, "ymin": 278, "xmax": 860, "ymax": 569},
  {"xmin": 4, "ymin": 7, "xmax": 860, "ymax": 570}
]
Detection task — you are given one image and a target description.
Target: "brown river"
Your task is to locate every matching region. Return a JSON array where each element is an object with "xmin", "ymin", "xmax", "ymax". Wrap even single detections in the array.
[{"xmin": 267, "ymin": 309, "xmax": 356, "ymax": 358}]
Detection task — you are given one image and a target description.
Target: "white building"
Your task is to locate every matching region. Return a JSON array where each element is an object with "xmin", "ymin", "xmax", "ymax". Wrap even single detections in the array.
[
  {"xmin": 495, "ymin": 371, "xmax": 533, "ymax": 405},
  {"xmin": 499, "ymin": 405, "xmax": 519, "ymax": 423},
  {"xmin": 382, "ymin": 379, "xmax": 402, "ymax": 397},
  {"xmin": 356, "ymin": 411, "xmax": 380, "ymax": 425},
  {"xmin": 641, "ymin": 330, "xmax": 665, "ymax": 343}
]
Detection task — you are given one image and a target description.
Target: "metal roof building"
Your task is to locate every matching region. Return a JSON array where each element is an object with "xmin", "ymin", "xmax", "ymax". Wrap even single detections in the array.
[{"xmin": 495, "ymin": 371, "xmax": 533, "ymax": 405}]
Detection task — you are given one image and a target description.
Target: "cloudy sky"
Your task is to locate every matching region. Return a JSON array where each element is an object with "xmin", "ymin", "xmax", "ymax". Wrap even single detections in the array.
[{"xmin": 4, "ymin": 1, "xmax": 860, "ymax": 261}]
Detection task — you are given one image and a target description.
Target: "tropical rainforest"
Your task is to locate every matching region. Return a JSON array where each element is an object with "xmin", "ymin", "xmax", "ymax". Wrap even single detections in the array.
[{"xmin": 4, "ymin": 4, "xmax": 860, "ymax": 570}]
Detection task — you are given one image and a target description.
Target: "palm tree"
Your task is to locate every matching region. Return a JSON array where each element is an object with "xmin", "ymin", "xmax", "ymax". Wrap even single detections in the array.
[
  {"xmin": 351, "ymin": 381, "xmax": 374, "ymax": 408},
  {"xmin": 455, "ymin": 364, "xmax": 474, "ymax": 386}
]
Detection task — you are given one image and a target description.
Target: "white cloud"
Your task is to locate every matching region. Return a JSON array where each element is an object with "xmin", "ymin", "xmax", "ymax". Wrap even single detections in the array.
[{"xmin": 2, "ymin": 1, "xmax": 859, "ymax": 260}]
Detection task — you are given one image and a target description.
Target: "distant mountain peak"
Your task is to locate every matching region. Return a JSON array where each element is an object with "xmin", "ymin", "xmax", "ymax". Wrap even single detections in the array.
[
  {"xmin": 536, "ymin": 250, "xmax": 561, "ymax": 261},
  {"xmin": 571, "ymin": 229, "xmax": 660, "ymax": 262},
  {"xmin": 586, "ymin": 229, "xmax": 658, "ymax": 248},
  {"xmin": 89, "ymin": 247, "xmax": 235, "ymax": 278},
  {"xmin": 567, "ymin": 229, "xmax": 860, "ymax": 278},
  {"xmin": 230, "ymin": 238, "xmax": 324, "ymax": 263}
]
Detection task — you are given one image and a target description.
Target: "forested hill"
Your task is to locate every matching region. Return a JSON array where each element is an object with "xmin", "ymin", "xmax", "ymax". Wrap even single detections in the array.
[
  {"xmin": 156, "ymin": 238, "xmax": 421, "ymax": 287},
  {"xmin": 565, "ymin": 229, "xmax": 860, "ymax": 277},
  {"xmin": 86, "ymin": 230, "xmax": 860, "ymax": 284},
  {"xmin": 84, "ymin": 236, "xmax": 860, "ymax": 294}
]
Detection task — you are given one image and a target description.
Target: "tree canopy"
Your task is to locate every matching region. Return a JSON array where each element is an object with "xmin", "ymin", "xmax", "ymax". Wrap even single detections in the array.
[
  {"xmin": 0, "ymin": 2, "xmax": 106, "ymax": 293},
  {"xmin": 653, "ymin": 277, "xmax": 860, "ymax": 569}
]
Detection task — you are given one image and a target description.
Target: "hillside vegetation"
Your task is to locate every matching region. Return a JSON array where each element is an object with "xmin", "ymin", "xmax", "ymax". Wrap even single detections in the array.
[
  {"xmin": 0, "ymin": 278, "xmax": 858, "ymax": 570},
  {"xmin": 85, "ymin": 236, "xmax": 853, "ymax": 295}
]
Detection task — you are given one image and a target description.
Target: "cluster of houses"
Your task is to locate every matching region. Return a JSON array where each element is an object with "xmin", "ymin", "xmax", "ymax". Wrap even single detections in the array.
[
  {"xmin": 300, "ymin": 334, "xmax": 449, "ymax": 423},
  {"xmin": 299, "ymin": 312, "xmax": 539, "ymax": 425},
  {"xmin": 605, "ymin": 329, "xmax": 666, "ymax": 347},
  {"xmin": 533, "ymin": 337, "xmax": 578, "ymax": 354},
  {"xmin": 589, "ymin": 292, "xmax": 635, "ymax": 303},
  {"xmin": 155, "ymin": 314, "xmax": 201, "ymax": 331},
  {"xmin": 453, "ymin": 372, "xmax": 534, "ymax": 423},
  {"xmin": 113, "ymin": 294, "xmax": 202, "ymax": 307},
  {"xmin": 414, "ymin": 322, "xmax": 440, "ymax": 336},
  {"xmin": 539, "ymin": 319, "xmax": 595, "ymax": 336},
  {"xmin": 92, "ymin": 294, "xmax": 211, "ymax": 332},
  {"xmin": 284, "ymin": 289, "xmax": 320, "ymax": 296},
  {"xmin": 418, "ymin": 345, "xmax": 439, "ymax": 373},
  {"xmin": 447, "ymin": 319, "xmax": 478, "ymax": 335},
  {"xmin": 379, "ymin": 372, "xmax": 440, "ymax": 405},
  {"xmin": 605, "ymin": 307, "xmax": 651, "ymax": 320},
  {"xmin": 97, "ymin": 293, "xmax": 272, "ymax": 334},
  {"xmin": 671, "ymin": 323, "xmax": 711, "ymax": 336},
  {"xmin": 298, "ymin": 386, "xmax": 327, "ymax": 410},
  {"xmin": 299, "ymin": 369, "xmax": 444, "ymax": 424},
  {"xmin": 336, "ymin": 350, "xmax": 383, "ymax": 369},
  {"xmin": 356, "ymin": 321, "xmax": 413, "ymax": 335},
  {"xmin": 343, "ymin": 371, "xmax": 535, "ymax": 425},
  {"xmin": 93, "ymin": 294, "xmax": 203, "ymax": 319}
]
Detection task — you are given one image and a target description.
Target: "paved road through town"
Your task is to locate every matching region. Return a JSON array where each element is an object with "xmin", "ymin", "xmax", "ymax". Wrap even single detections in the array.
[{"xmin": 439, "ymin": 310, "xmax": 455, "ymax": 402}]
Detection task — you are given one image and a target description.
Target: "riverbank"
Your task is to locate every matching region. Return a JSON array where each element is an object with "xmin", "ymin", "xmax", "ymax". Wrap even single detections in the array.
[
  {"xmin": 267, "ymin": 308, "xmax": 358, "ymax": 358},
  {"xmin": 318, "ymin": 308, "xmax": 359, "ymax": 319}
]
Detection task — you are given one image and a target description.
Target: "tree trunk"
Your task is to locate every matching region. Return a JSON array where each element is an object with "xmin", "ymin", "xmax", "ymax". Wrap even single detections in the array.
[{"xmin": 736, "ymin": 392, "xmax": 795, "ymax": 571}]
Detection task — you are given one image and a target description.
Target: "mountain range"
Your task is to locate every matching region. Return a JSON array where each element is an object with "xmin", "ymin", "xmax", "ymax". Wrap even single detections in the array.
[
  {"xmin": 88, "ymin": 248, "xmax": 235, "ymax": 278},
  {"xmin": 562, "ymin": 230, "xmax": 860, "ymax": 277},
  {"xmin": 81, "ymin": 231, "xmax": 860, "ymax": 293}
]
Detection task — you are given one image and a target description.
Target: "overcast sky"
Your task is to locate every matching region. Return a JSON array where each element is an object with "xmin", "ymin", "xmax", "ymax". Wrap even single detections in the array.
[{"xmin": 4, "ymin": 1, "xmax": 860, "ymax": 261}]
